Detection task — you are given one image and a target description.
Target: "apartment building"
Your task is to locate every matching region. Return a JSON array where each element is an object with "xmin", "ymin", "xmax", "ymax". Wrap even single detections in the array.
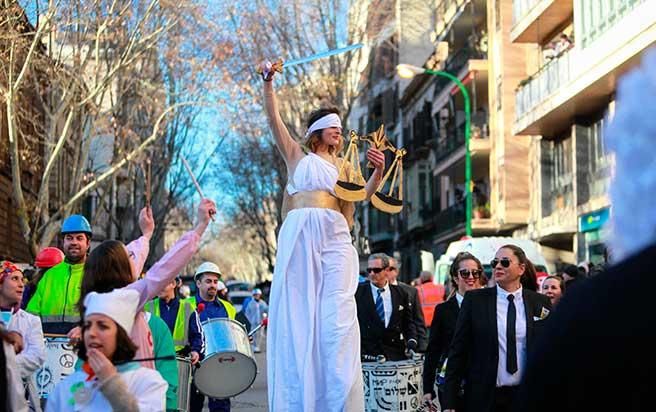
[{"xmin": 511, "ymin": 0, "xmax": 655, "ymax": 266}]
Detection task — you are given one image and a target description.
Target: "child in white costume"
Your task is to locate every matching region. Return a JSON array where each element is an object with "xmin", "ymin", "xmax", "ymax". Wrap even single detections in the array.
[{"xmin": 46, "ymin": 289, "xmax": 167, "ymax": 412}]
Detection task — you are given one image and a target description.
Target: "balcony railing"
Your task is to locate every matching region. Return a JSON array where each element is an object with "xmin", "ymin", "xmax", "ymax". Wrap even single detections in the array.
[
  {"xmin": 512, "ymin": 0, "xmax": 542, "ymax": 25},
  {"xmin": 434, "ymin": 47, "xmax": 487, "ymax": 93},
  {"xmin": 515, "ymin": 48, "xmax": 572, "ymax": 120},
  {"xmin": 578, "ymin": 0, "xmax": 646, "ymax": 48},
  {"xmin": 543, "ymin": 173, "xmax": 574, "ymax": 217},
  {"xmin": 434, "ymin": 120, "xmax": 489, "ymax": 163},
  {"xmin": 433, "ymin": 202, "xmax": 465, "ymax": 234},
  {"xmin": 588, "ymin": 163, "xmax": 612, "ymax": 200}
]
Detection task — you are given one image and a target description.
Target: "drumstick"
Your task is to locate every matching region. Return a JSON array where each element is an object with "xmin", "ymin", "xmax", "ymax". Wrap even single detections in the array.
[
  {"xmin": 145, "ymin": 159, "xmax": 152, "ymax": 207},
  {"xmin": 181, "ymin": 155, "xmax": 215, "ymax": 222},
  {"xmin": 248, "ymin": 323, "xmax": 265, "ymax": 338},
  {"xmin": 115, "ymin": 355, "xmax": 177, "ymax": 365},
  {"xmin": 44, "ymin": 333, "xmax": 69, "ymax": 338}
]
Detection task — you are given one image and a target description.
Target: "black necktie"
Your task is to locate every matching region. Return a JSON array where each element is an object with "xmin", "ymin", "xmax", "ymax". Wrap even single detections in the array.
[{"xmin": 506, "ymin": 294, "xmax": 518, "ymax": 374}]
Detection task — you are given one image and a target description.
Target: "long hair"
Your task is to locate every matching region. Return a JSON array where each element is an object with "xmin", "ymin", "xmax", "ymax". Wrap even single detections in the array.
[
  {"xmin": 449, "ymin": 252, "xmax": 484, "ymax": 295},
  {"xmin": 75, "ymin": 320, "xmax": 137, "ymax": 364},
  {"xmin": 77, "ymin": 240, "xmax": 133, "ymax": 315},
  {"xmin": 500, "ymin": 244, "xmax": 538, "ymax": 291},
  {"xmin": 305, "ymin": 107, "xmax": 344, "ymax": 155}
]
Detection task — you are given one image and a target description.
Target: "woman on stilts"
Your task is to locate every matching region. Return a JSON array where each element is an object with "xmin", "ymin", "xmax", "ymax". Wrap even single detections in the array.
[{"xmin": 261, "ymin": 61, "xmax": 385, "ymax": 412}]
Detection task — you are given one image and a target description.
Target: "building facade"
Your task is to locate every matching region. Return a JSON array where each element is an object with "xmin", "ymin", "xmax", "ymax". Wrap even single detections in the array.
[{"xmin": 349, "ymin": 0, "xmax": 655, "ymax": 276}]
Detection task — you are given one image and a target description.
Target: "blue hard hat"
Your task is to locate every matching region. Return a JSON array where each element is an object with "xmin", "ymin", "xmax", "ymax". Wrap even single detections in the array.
[{"xmin": 61, "ymin": 214, "xmax": 92, "ymax": 235}]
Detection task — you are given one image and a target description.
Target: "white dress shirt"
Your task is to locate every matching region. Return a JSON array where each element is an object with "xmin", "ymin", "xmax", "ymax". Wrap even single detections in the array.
[
  {"xmin": 370, "ymin": 281, "xmax": 392, "ymax": 327},
  {"xmin": 495, "ymin": 285, "xmax": 527, "ymax": 387},
  {"xmin": 456, "ymin": 292, "xmax": 464, "ymax": 307}
]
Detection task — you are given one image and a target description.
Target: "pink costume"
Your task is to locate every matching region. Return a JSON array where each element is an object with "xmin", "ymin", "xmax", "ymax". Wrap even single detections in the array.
[{"xmin": 124, "ymin": 231, "xmax": 200, "ymax": 368}]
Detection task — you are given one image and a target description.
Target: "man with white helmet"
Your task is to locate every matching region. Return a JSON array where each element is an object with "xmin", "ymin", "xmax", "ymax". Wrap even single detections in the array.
[
  {"xmin": 188, "ymin": 261, "xmax": 236, "ymax": 412},
  {"xmin": 26, "ymin": 209, "xmax": 154, "ymax": 334}
]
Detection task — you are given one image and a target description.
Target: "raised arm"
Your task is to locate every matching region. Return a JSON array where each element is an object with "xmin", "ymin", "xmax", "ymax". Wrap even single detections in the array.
[
  {"xmin": 125, "ymin": 207, "xmax": 155, "ymax": 280},
  {"xmin": 261, "ymin": 63, "xmax": 304, "ymax": 166},
  {"xmin": 127, "ymin": 199, "xmax": 216, "ymax": 309}
]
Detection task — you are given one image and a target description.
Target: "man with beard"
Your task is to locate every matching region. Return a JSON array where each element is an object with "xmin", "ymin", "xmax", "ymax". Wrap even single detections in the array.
[
  {"xmin": 188, "ymin": 261, "xmax": 236, "ymax": 412},
  {"xmin": 26, "ymin": 210, "xmax": 154, "ymax": 334}
]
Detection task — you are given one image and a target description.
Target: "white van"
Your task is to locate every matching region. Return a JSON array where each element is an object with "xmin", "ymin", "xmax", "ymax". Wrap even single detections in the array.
[{"xmin": 434, "ymin": 237, "xmax": 549, "ymax": 287}]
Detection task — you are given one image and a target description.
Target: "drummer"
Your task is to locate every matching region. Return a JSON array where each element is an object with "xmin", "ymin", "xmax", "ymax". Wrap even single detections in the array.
[
  {"xmin": 188, "ymin": 262, "xmax": 237, "ymax": 412},
  {"xmin": 145, "ymin": 276, "xmax": 197, "ymax": 353},
  {"xmin": 1, "ymin": 261, "xmax": 46, "ymax": 410}
]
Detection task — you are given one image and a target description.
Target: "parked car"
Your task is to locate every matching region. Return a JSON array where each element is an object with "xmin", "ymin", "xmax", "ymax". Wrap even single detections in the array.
[
  {"xmin": 225, "ymin": 280, "xmax": 252, "ymax": 293},
  {"xmin": 228, "ymin": 290, "xmax": 252, "ymax": 313}
]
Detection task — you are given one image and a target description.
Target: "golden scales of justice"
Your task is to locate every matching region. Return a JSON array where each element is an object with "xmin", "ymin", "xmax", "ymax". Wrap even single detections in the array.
[{"xmin": 334, "ymin": 124, "xmax": 406, "ymax": 214}]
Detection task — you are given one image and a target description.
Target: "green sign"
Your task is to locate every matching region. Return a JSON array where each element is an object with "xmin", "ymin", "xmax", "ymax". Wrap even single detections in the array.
[{"xmin": 579, "ymin": 208, "xmax": 610, "ymax": 232}]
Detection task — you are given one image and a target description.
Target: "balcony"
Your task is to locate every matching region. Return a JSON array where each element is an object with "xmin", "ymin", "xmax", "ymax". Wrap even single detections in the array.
[
  {"xmin": 515, "ymin": 49, "xmax": 572, "ymax": 128},
  {"xmin": 538, "ymin": 173, "xmax": 578, "ymax": 238},
  {"xmin": 514, "ymin": 0, "xmax": 656, "ymax": 136},
  {"xmin": 433, "ymin": 202, "xmax": 465, "ymax": 236},
  {"xmin": 578, "ymin": 0, "xmax": 647, "ymax": 49},
  {"xmin": 511, "ymin": 0, "xmax": 574, "ymax": 44},
  {"xmin": 433, "ymin": 116, "xmax": 490, "ymax": 176},
  {"xmin": 433, "ymin": 0, "xmax": 486, "ymax": 43}
]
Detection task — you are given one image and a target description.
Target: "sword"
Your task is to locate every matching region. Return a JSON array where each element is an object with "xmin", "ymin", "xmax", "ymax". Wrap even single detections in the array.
[
  {"xmin": 258, "ymin": 43, "xmax": 364, "ymax": 78},
  {"xmin": 284, "ymin": 43, "xmax": 363, "ymax": 68}
]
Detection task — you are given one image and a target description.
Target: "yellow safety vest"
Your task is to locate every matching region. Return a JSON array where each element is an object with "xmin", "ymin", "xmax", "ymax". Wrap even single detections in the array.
[{"xmin": 144, "ymin": 297, "xmax": 196, "ymax": 351}]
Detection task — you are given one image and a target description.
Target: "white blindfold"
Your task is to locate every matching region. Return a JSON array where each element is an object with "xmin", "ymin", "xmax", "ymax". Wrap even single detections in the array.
[{"xmin": 305, "ymin": 113, "xmax": 342, "ymax": 139}]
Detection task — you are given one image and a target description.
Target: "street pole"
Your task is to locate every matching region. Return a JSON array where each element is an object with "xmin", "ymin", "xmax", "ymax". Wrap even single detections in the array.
[{"xmin": 421, "ymin": 69, "xmax": 472, "ymax": 237}]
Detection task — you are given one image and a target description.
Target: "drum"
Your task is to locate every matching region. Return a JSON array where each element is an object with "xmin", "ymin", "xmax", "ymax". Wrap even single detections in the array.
[
  {"xmin": 31, "ymin": 336, "xmax": 78, "ymax": 399},
  {"xmin": 194, "ymin": 318, "xmax": 257, "ymax": 398},
  {"xmin": 362, "ymin": 359, "xmax": 423, "ymax": 412},
  {"xmin": 177, "ymin": 356, "xmax": 193, "ymax": 411}
]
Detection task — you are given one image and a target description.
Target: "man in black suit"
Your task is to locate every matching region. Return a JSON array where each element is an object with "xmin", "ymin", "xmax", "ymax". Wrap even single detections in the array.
[
  {"xmin": 387, "ymin": 257, "xmax": 428, "ymax": 352},
  {"xmin": 443, "ymin": 245, "xmax": 551, "ymax": 412},
  {"xmin": 355, "ymin": 253, "xmax": 418, "ymax": 361}
]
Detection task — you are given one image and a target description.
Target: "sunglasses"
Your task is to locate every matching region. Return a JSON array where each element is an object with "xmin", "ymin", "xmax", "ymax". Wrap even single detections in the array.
[
  {"xmin": 458, "ymin": 269, "xmax": 482, "ymax": 279},
  {"xmin": 490, "ymin": 258, "xmax": 512, "ymax": 268},
  {"xmin": 367, "ymin": 267, "xmax": 386, "ymax": 274}
]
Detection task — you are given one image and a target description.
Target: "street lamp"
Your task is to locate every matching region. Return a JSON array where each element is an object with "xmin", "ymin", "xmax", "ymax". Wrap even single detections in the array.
[{"xmin": 396, "ymin": 63, "xmax": 472, "ymax": 237}]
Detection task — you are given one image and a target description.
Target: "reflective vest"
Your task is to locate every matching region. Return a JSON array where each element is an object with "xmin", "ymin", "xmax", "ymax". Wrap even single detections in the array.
[
  {"xmin": 416, "ymin": 282, "xmax": 445, "ymax": 326},
  {"xmin": 144, "ymin": 297, "xmax": 196, "ymax": 351},
  {"xmin": 25, "ymin": 261, "xmax": 84, "ymax": 324},
  {"xmin": 208, "ymin": 297, "xmax": 237, "ymax": 320}
]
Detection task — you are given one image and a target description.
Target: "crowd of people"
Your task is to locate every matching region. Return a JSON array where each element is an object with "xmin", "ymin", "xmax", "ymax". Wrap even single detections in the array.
[
  {"xmin": 2, "ymin": 48, "xmax": 653, "ymax": 412},
  {"xmin": 0, "ymin": 198, "xmax": 273, "ymax": 412}
]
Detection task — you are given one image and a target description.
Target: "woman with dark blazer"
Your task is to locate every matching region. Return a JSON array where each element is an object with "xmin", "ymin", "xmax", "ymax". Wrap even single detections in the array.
[{"xmin": 422, "ymin": 252, "xmax": 485, "ymax": 408}]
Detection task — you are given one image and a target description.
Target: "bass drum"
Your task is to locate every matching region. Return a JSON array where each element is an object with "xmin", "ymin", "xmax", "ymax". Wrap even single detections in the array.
[
  {"xmin": 362, "ymin": 358, "xmax": 423, "ymax": 412},
  {"xmin": 31, "ymin": 335, "xmax": 78, "ymax": 399},
  {"xmin": 194, "ymin": 318, "xmax": 257, "ymax": 398}
]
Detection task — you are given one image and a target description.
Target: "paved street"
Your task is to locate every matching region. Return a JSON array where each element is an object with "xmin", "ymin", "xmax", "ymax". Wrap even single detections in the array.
[
  {"xmin": 202, "ymin": 340, "xmax": 268, "ymax": 411},
  {"xmin": 231, "ymin": 349, "xmax": 268, "ymax": 411}
]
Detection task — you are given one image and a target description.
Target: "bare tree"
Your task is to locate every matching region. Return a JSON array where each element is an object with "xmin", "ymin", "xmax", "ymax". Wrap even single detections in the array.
[{"xmin": 0, "ymin": 0, "xmax": 230, "ymax": 257}]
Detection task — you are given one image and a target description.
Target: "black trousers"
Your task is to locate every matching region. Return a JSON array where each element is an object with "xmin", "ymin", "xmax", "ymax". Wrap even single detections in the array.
[
  {"xmin": 189, "ymin": 381, "xmax": 231, "ymax": 412},
  {"xmin": 494, "ymin": 386, "xmax": 519, "ymax": 412}
]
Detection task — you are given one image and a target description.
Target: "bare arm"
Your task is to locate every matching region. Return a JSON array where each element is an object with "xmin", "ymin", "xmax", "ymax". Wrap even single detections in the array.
[{"xmin": 263, "ymin": 80, "xmax": 303, "ymax": 166}]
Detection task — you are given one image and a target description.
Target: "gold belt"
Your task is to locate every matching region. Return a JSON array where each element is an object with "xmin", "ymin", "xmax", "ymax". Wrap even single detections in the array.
[{"xmin": 287, "ymin": 191, "xmax": 341, "ymax": 213}]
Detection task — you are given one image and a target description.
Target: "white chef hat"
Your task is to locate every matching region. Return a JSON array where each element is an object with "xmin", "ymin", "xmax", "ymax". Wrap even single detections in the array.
[{"xmin": 83, "ymin": 289, "xmax": 139, "ymax": 334}]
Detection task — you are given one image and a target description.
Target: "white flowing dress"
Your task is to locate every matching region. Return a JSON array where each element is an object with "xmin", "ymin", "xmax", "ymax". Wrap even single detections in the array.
[{"xmin": 267, "ymin": 152, "xmax": 364, "ymax": 412}]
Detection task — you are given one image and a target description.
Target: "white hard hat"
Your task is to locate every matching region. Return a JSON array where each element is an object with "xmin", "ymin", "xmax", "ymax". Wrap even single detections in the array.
[
  {"xmin": 217, "ymin": 281, "xmax": 227, "ymax": 291},
  {"xmin": 194, "ymin": 261, "xmax": 222, "ymax": 280}
]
